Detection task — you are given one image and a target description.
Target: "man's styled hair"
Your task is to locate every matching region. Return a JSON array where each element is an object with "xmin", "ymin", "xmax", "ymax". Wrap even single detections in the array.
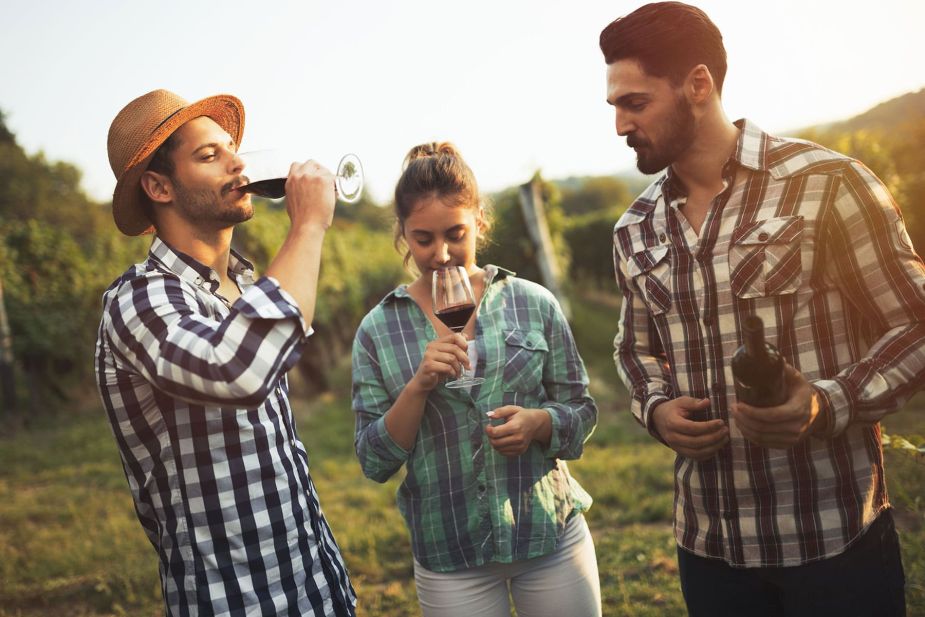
[
  {"xmin": 599, "ymin": 2, "xmax": 727, "ymax": 95},
  {"xmin": 147, "ymin": 131, "xmax": 182, "ymax": 178}
]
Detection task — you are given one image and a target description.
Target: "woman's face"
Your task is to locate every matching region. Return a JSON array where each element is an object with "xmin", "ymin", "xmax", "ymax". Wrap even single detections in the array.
[{"xmin": 402, "ymin": 194, "xmax": 482, "ymax": 280}]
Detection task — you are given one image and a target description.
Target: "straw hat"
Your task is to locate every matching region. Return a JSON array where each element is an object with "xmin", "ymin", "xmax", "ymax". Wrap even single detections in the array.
[{"xmin": 107, "ymin": 89, "xmax": 245, "ymax": 235}]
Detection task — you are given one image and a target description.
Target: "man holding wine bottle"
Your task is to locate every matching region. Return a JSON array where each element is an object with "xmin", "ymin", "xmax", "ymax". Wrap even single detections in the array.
[
  {"xmin": 96, "ymin": 89, "xmax": 356, "ymax": 616},
  {"xmin": 603, "ymin": 3, "xmax": 925, "ymax": 615}
]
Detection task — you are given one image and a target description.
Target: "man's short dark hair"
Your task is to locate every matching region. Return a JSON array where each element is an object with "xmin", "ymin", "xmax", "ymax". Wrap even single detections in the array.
[
  {"xmin": 147, "ymin": 131, "xmax": 181, "ymax": 178},
  {"xmin": 600, "ymin": 2, "xmax": 727, "ymax": 95}
]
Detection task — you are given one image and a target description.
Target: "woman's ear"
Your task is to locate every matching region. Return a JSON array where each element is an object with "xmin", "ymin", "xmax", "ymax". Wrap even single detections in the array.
[{"xmin": 476, "ymin": 205, "xmax": 488, "ymax": 235}]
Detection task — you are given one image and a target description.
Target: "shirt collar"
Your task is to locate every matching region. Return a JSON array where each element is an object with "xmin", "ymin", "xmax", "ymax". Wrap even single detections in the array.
[
  {"xmin": 731, "ymin": 118, "xmax": 770, "ymax": 172},
  {"xmin": 148, "ymin": 237, "xmax": 255, "ymax": 292},
  {"xmin": 382, "ymin": 265, "xmax": 516, "ymax": 304},
  {"xmin": 661, "ymin": 118, "xmax": 767, "ymax": 200}
]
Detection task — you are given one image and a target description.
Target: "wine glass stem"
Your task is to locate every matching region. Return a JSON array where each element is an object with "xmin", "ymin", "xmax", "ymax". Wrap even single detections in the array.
[{"xmin": 463, "ymin": 337, "xmax": 477, "ymax": 380}]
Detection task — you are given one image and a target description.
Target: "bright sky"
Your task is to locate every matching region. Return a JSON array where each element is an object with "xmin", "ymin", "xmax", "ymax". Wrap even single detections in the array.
[{"xmin": 2, "ymin": 0, "xmax": 923, "ymax": 205}]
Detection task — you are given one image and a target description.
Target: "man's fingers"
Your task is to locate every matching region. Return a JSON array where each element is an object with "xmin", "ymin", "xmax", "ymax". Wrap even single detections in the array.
[
  {"xmin": 673, "ymin": 417, "xmax": 727, "ymax": 436},
  {"xmin": 672, "ymin": 426, "xmax": 728, "ymax": 451},
  {"xmin": 736, "ymin": 401, "xmax": 803, "ymax": 423},
  {"xmin": 738, "ymin": 429, "xmax": 798, "ymax": 449},
  {"xmin": 734, "ymin": 406, "xmax": 808, "ymax": 435}
]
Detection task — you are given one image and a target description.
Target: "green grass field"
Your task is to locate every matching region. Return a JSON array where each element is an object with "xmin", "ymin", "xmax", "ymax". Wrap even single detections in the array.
[{"xmin": 1, "ymin": 291, "xmax": 922, "ymax": 616}]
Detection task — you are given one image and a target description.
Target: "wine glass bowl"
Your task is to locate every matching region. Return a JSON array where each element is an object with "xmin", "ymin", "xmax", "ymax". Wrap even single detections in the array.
[
  {"xmin": 236, "ymin": 149, "xmax": 364, "ymax": 203},
  {"xmin": 432, "ymin": 267, "xmax": 485, "ymax": 389},
  {"xmin": 335, "ymin": 154, "xmax": 363, "ymax": 203}
]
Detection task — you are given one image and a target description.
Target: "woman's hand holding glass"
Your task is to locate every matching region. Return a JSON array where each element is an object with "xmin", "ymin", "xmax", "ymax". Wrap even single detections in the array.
[
  {"xmin": 410, "ymin": 334, "xmax": 471, "ymax": 393},
  {"xmin": 432, "ymin": 266, "xmax": 485, "ymax": 388}
]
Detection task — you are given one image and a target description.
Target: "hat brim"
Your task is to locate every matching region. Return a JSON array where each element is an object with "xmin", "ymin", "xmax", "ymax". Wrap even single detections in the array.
[{"xmin": 112, "ymin": 94, "xmax": 245, "ymax": 236}]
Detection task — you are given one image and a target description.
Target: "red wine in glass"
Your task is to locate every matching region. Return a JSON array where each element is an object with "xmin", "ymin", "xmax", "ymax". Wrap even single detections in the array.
[
  {"xmin": 432, "ymin": 267, "xmax": 484, "ymax": 388},
  {"xmin": 434, "ymin": 303, "xmax": 475, "ymax": 332},
  {"xmin": 239, "ymin": 178, "xmax": 286, "ymax": 199}
]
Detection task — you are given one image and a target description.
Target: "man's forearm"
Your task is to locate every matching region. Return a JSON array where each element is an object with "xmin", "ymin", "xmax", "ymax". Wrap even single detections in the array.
[{"xmin": 265, "ymin": 223, "xmax": 328, "ymax": 327}]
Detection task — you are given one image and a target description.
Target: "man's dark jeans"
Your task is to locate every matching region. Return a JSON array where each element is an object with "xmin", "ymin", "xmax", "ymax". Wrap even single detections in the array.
[{"xmin": 677, "ymin": 510, "xmax": 906, "ymax": 617}]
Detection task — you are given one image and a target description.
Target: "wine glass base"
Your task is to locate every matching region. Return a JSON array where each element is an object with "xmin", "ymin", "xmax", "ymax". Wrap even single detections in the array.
[{"xmin": 445, "ymin": 377, "xmax": 486, "ymax": 389}]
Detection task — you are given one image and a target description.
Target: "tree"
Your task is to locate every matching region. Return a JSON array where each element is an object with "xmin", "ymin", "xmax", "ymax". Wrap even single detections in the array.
[
  {"xmin": 0, "ymin": 274, "xmax": 14, "ymax": 413},
  {"xmin": 559, "ymin": 175, "xmax": 631, "ymax": 217}
]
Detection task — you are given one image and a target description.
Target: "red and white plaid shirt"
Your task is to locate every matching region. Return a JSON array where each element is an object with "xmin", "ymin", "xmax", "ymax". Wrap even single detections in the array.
[{"xmin": 613, "ymin": 119, "xmax": 925, "ymax": 567}]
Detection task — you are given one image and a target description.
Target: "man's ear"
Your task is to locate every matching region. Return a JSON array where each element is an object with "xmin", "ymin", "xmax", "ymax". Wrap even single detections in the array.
[
  {"xmin": 140, "ymin": 170, "xmax": 173, "ymax": 204},
  {"xmin": 685, "ymin": 64, "xmax": 716, "ymax": 104}
]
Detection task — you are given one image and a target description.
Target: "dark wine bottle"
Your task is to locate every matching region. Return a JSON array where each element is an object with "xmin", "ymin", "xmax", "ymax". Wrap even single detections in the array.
[{"xmin": 731, "ymin": 315, "xmax": 788, "ymax": 407}]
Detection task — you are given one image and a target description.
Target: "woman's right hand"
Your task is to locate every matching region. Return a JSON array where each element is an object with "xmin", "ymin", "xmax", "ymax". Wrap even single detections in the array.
[{"xmin": 410, "ymin": 333, "xmax": 470, "ymax": 392}]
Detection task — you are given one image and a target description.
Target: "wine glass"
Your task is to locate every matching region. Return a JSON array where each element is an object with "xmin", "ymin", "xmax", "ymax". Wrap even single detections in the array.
[
  {"xmin": 236, "ymin": 150, "xmax": 364, "ymax": 203},
  {"xmin": 432, "ymin": 266, "xmax": 485, "ymax": 389}
]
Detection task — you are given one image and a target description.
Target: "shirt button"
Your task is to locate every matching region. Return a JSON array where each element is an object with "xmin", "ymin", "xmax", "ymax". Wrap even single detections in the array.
[
  {"xmin": 757, "ymin": 232, "xmax": 769, "ymax": 242},
  {"xmin": 659, "ymin": 233, "xmax": 668, "ymax": 243},
  {"xmin": 194, "ymin": 276, "xmax": 204, "ymax": 286}
]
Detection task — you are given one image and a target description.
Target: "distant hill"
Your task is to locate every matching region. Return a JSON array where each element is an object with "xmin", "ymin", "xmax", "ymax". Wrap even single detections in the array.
[
  {"xmin": 553, "ymin": 172, "xmax": 650, "ymax": 199},
  {"xmin": 804, "ymin": 88, "xmax": 925, "ymax": 135}
]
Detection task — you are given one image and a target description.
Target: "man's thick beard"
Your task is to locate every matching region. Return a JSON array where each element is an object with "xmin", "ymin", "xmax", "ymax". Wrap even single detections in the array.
[
  {"xmin": 634, "ymin": 95, "xmax": 697, "ymax": 175},
  {"xmin": 174, "ymin": 180, "xmax": 254, "ymax": 227}
]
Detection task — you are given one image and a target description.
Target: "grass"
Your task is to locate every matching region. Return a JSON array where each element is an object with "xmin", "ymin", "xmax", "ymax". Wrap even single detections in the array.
[{"xmin": 0, "ymin": 290, "xmax": 922, "ymax": 616}]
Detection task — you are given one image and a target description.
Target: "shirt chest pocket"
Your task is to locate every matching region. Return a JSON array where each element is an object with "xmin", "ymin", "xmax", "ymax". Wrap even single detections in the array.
[
  {"xmin": 626, "ymin": 244, "xmax": 672, "ymax": 315},
  {"xmin": 503, "ymin": 329, "xmax": 548, "ymax": 394},
  {"xmin": 729, "ymin": 215, "xmax": 804, "ymax": 299}
]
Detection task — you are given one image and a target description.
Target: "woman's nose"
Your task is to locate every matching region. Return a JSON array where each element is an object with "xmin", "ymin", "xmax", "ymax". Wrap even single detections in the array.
[{"xmin": 436, "ymin": 242, "xmax": 450, "ymax": 264}]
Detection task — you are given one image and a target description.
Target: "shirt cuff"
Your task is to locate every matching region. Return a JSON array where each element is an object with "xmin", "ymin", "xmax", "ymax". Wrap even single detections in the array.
[
  {"xmin": 367, "ymin": 415, "xmax": 411, "ymax": 463},
  {"xmin": 641, "ymin": 390, "xmax": 673, "ymax": 446},
  {"xmin": 236, "ymin": 276, "xmax": 310, "ymax": 336},
  {"xmin": 541, "ymin": 404, "xmax": 569, "ymax": 458},
  {"xmin": 809, "ymin": 379, "xmax": 853, "ymax": 438}
]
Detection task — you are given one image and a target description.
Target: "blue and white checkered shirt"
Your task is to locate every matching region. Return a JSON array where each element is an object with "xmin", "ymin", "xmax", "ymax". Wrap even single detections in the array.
[{"xmin": 95, "ymin": 237, "xmax": 356, "ymax": 616}]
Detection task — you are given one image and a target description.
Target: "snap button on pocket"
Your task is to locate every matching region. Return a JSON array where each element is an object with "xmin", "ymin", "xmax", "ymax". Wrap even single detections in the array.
[
  {"xmin": 729, "ymin": 216, "xmax": 804, "ymax": 299},
  {"xmin": 627, "ymin": 244, "xmax": 672, "ymax": 315}
]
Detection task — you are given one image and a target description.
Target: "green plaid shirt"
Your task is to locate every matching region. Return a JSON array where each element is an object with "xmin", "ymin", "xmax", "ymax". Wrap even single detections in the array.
[{"xmin": 352, "ymin": 266, "xmax": 597, "ymax": 573}]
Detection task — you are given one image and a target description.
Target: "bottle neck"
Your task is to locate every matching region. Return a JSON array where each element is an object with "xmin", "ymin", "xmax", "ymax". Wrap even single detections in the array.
[{"xmin": 742, "ymin": 316, "xmax": 769, "ymax": 359}]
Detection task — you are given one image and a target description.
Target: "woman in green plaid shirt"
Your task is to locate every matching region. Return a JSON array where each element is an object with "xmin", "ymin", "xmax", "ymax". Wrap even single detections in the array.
[{"xmin": 351, "ymin": 142, "xmax": 601, "ymax": 617}]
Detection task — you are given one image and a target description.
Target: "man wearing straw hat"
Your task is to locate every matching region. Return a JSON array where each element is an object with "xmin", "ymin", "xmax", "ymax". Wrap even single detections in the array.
[{"xmin": 95, "ymin": 89, "xmax": 356, "ymax": 616}]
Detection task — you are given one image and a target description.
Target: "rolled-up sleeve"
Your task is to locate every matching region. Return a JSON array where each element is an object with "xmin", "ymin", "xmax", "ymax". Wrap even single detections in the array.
[
  {"xmin": 351, "ymin": 320, "xmax": 410, "ymax": 482},
  {"xmin": 105, "ymin": 274, "xmax": 306, "ymax": 408}
]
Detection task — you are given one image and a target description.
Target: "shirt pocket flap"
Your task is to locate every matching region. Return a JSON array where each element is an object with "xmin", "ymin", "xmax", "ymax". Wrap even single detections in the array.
[
  {"xmin": 504, "ymin": 329, "xmax": 549, "ymax": 352},
  {"xmin": 626, "ymin": 244, "xmax": 670, "ymax": 278},
  {"xmin": 732, "ymin": 215, "xmax": 804, "ymax": 246}
]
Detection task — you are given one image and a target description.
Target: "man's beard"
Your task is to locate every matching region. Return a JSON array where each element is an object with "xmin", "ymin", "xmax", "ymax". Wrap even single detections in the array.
[
  {"xmin": 628, "ymin": 95, "xmax": 696, "ymax": 175},
  {"xmin": 173, "ymin": 178, "xmax": 253, "ymax": 227}
]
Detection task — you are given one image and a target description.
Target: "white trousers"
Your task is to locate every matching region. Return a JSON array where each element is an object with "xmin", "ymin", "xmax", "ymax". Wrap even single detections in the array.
[{"xmin": 413, "ymin": 515, "xmax": 602, "ymax": 617}]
